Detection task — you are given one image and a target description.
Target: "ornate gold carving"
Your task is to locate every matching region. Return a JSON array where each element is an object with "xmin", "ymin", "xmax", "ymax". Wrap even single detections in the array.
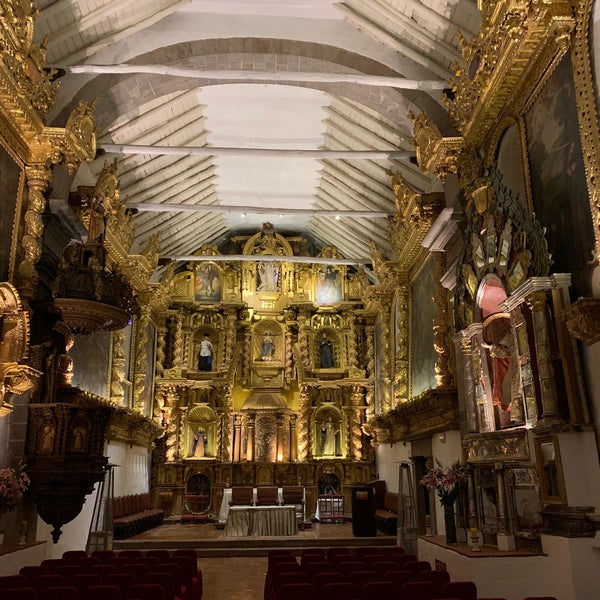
[
  {"xmin": 449, "ymin": 0, "xmax": 575, "ymax": 148},
  {"xmin": 564, "ymin": 297, "xmax": 600, "ymax": 346},
  {"xmin": 0, "ymin": 282, "xmax": 39, "ymax": 414},
  {"xmin": 571, "ymin": 0, "xmax": 600, "ymax": 269},
  {"xmin": 464, "ymin": 429, "xmax": 530, "ymax": 463},
  {"xmin": 388, "ymin": 171, "xmax": 445, "ymax": 269},
  {"xmin": 409, "ymin": 112, "xmax": 464, "ymax": 181}
]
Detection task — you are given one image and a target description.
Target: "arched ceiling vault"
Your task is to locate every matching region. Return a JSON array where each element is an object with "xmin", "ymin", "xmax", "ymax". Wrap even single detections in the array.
[{"xmin": 34, "ymin": 0, "xmax": 480, "ymax": 271}]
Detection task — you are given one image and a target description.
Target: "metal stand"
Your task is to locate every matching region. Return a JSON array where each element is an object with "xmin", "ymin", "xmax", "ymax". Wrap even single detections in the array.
[
  {"xmin": 86, "ymin": 464, "xmax": 115, "ymax": 553},
  {"xmin": 397, "ymin": 461, "xmax": 418, "ymax": 554}
]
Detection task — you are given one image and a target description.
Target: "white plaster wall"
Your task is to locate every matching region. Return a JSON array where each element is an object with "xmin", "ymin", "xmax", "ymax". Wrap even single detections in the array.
[
  {"xmin": 0, "ymin": 543, "xmax": 47, "ymax": 576},
  {"xmin": 558, "ymin": 429, "xmax": 600, "ymax": 507},
  {"xmin": 375, "ymin": 440, "xmax": 412, "ymax": 492},
  {"xmin": 107, "ymin": 441, "xmax": 152, "ymax": 496},
  {"xmin": 418, "ymin": 538, "xmax": 559, "ymax": 600}
]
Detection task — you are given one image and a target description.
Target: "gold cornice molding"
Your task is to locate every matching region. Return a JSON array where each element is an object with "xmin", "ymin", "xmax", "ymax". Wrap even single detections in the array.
[
  {"xmin": 107, "ymin": 405, "xmax": 163, "ymax": 447},
  {"xmin": 389, "ymin": 171, "xmax": 445, "ymax": 270},
  {"xmin": 450, "ymin": 0, "xmax": 575, "ymax": 149},
  {"xmin": 366, "ymin": 386, "xmax": 458, "ymax": 444},
  {"xmin": 410, "ymin": 112, "xmax": 464, "ymax": 181}
]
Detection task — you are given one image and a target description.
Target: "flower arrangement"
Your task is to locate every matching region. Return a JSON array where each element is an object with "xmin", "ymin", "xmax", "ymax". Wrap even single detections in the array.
[
  {"xmin": 420, "ymin": 460, "xmax": 468, "ymax": 506},
  {"xmin": 0, "ymin": 467, "xmax": 30, "ymax": 514}
]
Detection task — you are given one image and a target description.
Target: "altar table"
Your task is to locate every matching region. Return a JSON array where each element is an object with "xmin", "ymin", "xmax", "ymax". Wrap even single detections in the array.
[{"xmin": 224, "ymin": 505, "xmax": 297, "ymax": 537}]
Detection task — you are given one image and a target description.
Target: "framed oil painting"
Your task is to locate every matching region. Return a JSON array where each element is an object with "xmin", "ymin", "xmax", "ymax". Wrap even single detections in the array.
[
  {"xmin": 524, "ymin": 53, "xmax": 595, "ymax": 299},
  {"xmin": 316, "ymin": 265, "xmax": 342, "ymax": 304},
  {"xmin": 194, "ymin": 262, "xmax": 221, "ymax": 302},
  {"xmin": 0, "ymin": 143, "xmax": 23, "ymax": 282},
  {"xmin": 410, "ymin": 256, "xmax": 437, "ymax": 396}
]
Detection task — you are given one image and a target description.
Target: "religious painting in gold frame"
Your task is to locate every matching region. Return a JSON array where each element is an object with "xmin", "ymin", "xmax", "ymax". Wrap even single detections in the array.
[
  {"xmin": 0, "ymin": 141, "xmax": 24, "ymax": 283},
  {"xmin": 194, "ymin": 262, "xmax": 221, "ymax": 303},
  {"xmin": 315, "ymin": 264, "xmax": 343, "ymax": 304}
]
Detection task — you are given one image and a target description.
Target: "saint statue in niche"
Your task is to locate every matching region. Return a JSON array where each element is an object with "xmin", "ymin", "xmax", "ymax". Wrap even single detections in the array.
[
  {"xmin": 260, "ymin": 331, "xmax": 275, "ymax": 360},
  {"xmin": 319, "ymin": 333, "xmax": 334, "ymax": 368},
  {"xmin": 320, "ymin": 417, "xmax": 339, "ymax": 456},
  {"xmin": 192, "ymin": 428, "xmax": 208, "ymax": 458}
]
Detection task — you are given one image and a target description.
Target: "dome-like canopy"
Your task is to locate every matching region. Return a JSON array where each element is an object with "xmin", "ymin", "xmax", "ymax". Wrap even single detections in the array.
[{"xmin": 242, "ymin": 393, "xmax": 288, "ymax": 411}]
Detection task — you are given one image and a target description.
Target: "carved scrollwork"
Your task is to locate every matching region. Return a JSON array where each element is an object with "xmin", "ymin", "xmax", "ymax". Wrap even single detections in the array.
[{"xmin": 564, "ymin": 298, "xmax": 600, "ymax": 346}]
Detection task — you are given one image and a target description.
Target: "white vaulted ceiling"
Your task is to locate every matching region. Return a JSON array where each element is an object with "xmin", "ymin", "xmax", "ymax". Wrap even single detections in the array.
[{"xmin": 33, "ymin": 0, "xmax": 480, "ymax": 270}]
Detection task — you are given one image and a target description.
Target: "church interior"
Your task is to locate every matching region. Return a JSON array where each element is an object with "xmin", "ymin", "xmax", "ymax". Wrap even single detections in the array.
[{"xmin": 1, "ymin": 1, "xmax": 600, "ymax": 599}]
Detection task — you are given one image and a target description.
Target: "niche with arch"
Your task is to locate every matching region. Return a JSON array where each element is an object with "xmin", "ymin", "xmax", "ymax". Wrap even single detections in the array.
[
  {"xmin": 187, "ymin": 404, "xmax": 218, "ymax": 458},
  {"xmin": 185, "ymin": 473, "xmax": 212, "ymax": 514},
  {"xmin": 314, "ymin": 405, "xmax": 343, "ymax": 458}
]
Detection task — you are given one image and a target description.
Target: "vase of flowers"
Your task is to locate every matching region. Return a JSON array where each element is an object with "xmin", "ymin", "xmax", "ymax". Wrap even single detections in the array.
[
  {"xmin": 420, "ymin": 460, "xmax": 468, "ymax": 545},
  {"xmin": 0, "ymin": 467, "xmax": 30, "ymax": 515}
]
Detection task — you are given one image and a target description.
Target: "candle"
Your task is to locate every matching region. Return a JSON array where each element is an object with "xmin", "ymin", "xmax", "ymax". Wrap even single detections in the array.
[
  {"xmin": 470, "ymin": 527, "xmax": 478, "ymax": 537},
  {"xmin": 20, "ymin": 521, "xmax": 27, "ymax": 531}
]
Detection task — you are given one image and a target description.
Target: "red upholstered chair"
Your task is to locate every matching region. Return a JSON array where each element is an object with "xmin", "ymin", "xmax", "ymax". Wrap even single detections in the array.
[
  {"xmin": 105, "ymin": 572, "xmax": 138, "ymax": 595},
  {"xmin": 19, "ymin": 566, "xmax": 50, "ymax": 579},
  {"xmin": 138, "ymin": 556, "xmax": 161, "ymax": 567},
  {"xmin": 167, "ymin": 556, "xmax": 201, "ymax": 600},
  {"xmin": 443, "ymin": 580, "xmax": 478, "ymax": 600},
  {"xmin": 38, "ymin": 586, "xmax": 79, "ymax": 600},
  {"xmin": 347, "ymin": 570, "xmax": 379, "ymax": 590},
  {"xmin": 267, "ymin": 549, "xmax": 294, "ymax": 565},
  {"xmin": 88, "ymin": 563, "xmax": 118, "ymax": 579},
  {"xmin": 91, "ymin": 550, "xmax": 116, "ymax": 560},
  {"xmin": 142, "ymin": 572, "xmax": 182, "ymax": 600},
  {"xmin": 326, "ymin": 548, "xmax": 352, "ymax": 561},
  {"xmin": 401, "ymin": 580, "xmax": 438, "ymax": 600},
  {"xmin": 403, "ymin": 560, "xmax": 432, "ymax": 575},
  {"xmin": 379, "ymin": 546, "xmax": 405, "ymax": 559},
  {"xmin": 301, "ymin": 553, "xmax": 329, "ymax": 567},
  {"xmin": 69, "ymin": 557, "xmax": 101, "ymax": 571},
  {"xmin": 383, "ymin": 569, "xmax": 417, "ymax": 592},
  {"xmin": 362, "ymin": 581, "xmax": 397, "ymax": 600},
  {"xmin": 256, "ymin": 486, "xmax": 279, "ymax": 506},
  {"xmin": 335, "ymin": 561, "xmax": 365, "ymax": 577},
  {"xmin": 0, "ymin": 588, "xmax": 38, "ymax": 600},
  {"xmin": 276, "ymin": 582, "xmax": 316, "ymax": 600},
  {"xmin": 355, "ymin": 547, "xmax": 383, "ymax": 559},
  {"xmin": 146, "ymin": 550, "xmax": 170, "ymax": 562},
  {"xmin": 229, "ymin": 486, "xmax": 254, "ymax": 506},
  {"xmin": 391, "ymin": 553, "xmax": 417, "ymax": 567},
  {"xmin": 86, "ymin": 584, "xmax": 124, "ymax": 600},
  {"xmin": 106, "ymin": 557, "xmax": 132, "ymax": 568},
  {"xmin": 30, "ymin": 574, "xmax": 66, "ymax": 592},
  {"xmin": 265, "ymin": 562, "xmax": 303, "ymax": 600},
  {"xmin": 316, "ymin": 581, "xmax": 361, "ymax": 600},
  {"xmin": 0, "ymin": 575, "xmax": 29, "ymax": 590},
  {"xmin": 155, "ymin": 563, "xmax": 186, "ymax": 599},
  {"xmin": 119, "ymin": 563, "xmax": 151, "ymax": 582},
  {"xmin": 68, "ymin": 573, "xmax": 103, "ymax": 595},
  {"xmin": 274, "ymin": 571, "xmax": 310, "ymax": 594},
  {"xmin": 311, "ymin": 571, "xmax": 345, "ymax": 590},
  {"xmin": 63, "ymin": 550, "xmax": 88, "ymax": 561},
  {"xmin": 118, "ymin": 550, "xmax": 143, "ymax": 560},
  {"xmin": 422, "ymin": 569, "xmax": 451, "ymax": 594},
  {"xmin": 126, "ymin": 583, "xmax": 166, "ymax": 600},
  {"xmin": 54, "ymin": 565, "xmax": 83, "ymax": 580},
  {"xmin": 304, "ymin": 561, "xmax": 338, "ymax": 581},
  {"xmin": 365, "ymin": 560, "xmax": 398, "ymax": 576},
  {"xmin": 41, "ymin": 559, "xmax": 67, "ymax": 570}
]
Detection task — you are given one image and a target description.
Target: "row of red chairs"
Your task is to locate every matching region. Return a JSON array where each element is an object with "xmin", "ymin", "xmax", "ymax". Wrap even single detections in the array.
[{"xmin": 0, "ymin": 549, "xmax": 201, "ymax": 600}]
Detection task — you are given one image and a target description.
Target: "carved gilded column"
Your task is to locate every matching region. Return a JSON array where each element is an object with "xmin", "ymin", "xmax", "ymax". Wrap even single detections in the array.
[
  {"xmin": 394, "ymin": 285, "xmax": 409, "ymax": 402},
  {"xmin": 494, "ymin": 463, "xmax": 515, "ymax": 550},
  {"xmin": 526, "ymin": 291, "xmax": 561, "ymax": 425},
  {"xmin": 133, "ymin": 308, "xmax": 149, "ymax": 413},
  {"xmin": 433, "ymin": 252, "xmax": 453, "ymax": 386},
  {"xmin": 242, "ymin": 326, "xmax": 251, "ymax": 384},
  {"xmin": 224, "ymin": 308, "xmax": 237, "ymax": 366},
  {"xmin": 345, "ymin": 310, "xmax": 358, "ymax": 371},
  {"xmin": 216, "ymin": 382, "xmax": 232, "ymax": 461},
  {"xmin": 290, "ymin": 413, "xmax": 298, "ymax": 462},
  {"xmin": 276, "ymin": 414, "xmax": 286, "ymax": 461},
  {"xmin": 297, "ymin": 385, "xmax": 311, "ymax": 460},
  {"xmin": 365, "ymin": 324, "xmax": 375, "ymax": 379},
  {"xmin": 155, "ymin": 321, "xmax": 167, "ymax": 379},
  {"xmin": 246, "ymin": 412, "xmax": 256, "ymax": 461},
  {"xmin": 458, "ymin": 337, "xmax": 479, "ymax": 433},
  {"xmin": 233, "ymin": 414, "xmax": 242, "ymax": 462},
  {"xmin": 297, "ymin": 308, "xmax": 311, "ymax": 369},
  {"xmin": 350, "ymin": 386, "xmax": 364, "ymax": 460},
  {"xmin": 172, "ymin": 313, "xmax": 184, "ymax": 371},
  {"xmin": 285, "ymin": 325, "xmax": 293, "ymax": 386},
  {"xmin": 17, "ymin": 165, "xmax": 52, "ymax": 303},
  {"xmin": 109, "ymin": 328, "xmax": 126, "ymax": 406}
]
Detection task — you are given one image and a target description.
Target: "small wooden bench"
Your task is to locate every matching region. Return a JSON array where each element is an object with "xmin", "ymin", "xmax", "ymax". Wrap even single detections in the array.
[{"xmin": 374, "ymin": 490, "xmax": 398, "ymax": 534}]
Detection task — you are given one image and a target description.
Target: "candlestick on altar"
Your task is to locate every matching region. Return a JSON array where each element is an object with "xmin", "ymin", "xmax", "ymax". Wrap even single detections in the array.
[{"xmin": 470, "ymin": 527, "xmax": 481, "ymax": 552}]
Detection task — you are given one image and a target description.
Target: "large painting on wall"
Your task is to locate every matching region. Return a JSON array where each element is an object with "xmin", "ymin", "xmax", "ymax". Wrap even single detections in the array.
[
  {"xmin": 0, "ymin": 144, "xmax": 22, "ymax": 282},
  {"xmin": 411, "ymin": 257, "xmax": 437, "ymax": 396},
  {"xmin": 71, "ymin": 331, "xmax": 111, "ymax": 398},
  {"xmin": 496, "ymin": 123, "xmax": 528, "ymax": 208},
  {"xmin": 194, "ymin": 262, "xmax": 221, "ymax": 302},
  {"xmin": 524, "ymin": 53, "xmax": 595, "ymax": 298}
]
